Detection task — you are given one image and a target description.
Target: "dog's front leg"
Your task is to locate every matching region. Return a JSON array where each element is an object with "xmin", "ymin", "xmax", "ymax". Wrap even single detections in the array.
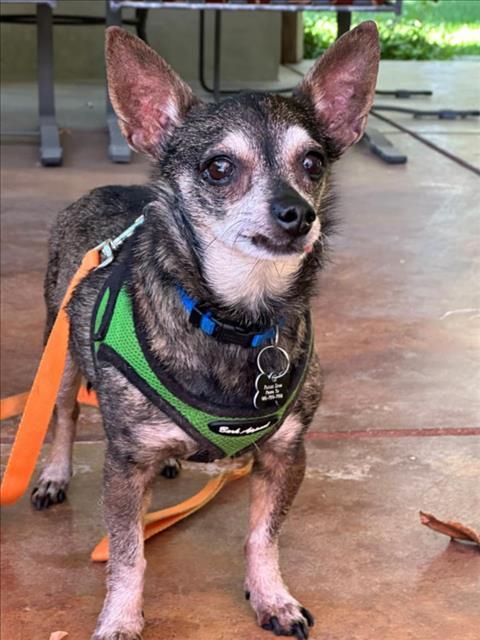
[
  {"xmin": 31, "ymin": 351, "xmax": 81, "ymax": 509},
  {"xmin": 245, "ymin": 417, "xmax": 314, "ymax": 639},
  {"xmin": 93, "ymin": 447, "xmax": 156, "ymax": 640}
]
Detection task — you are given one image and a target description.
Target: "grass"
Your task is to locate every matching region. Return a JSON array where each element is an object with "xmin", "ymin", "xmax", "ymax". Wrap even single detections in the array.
[{"xmin": 304, "ymin": 0, "xmax": 480, "ymax": 60}]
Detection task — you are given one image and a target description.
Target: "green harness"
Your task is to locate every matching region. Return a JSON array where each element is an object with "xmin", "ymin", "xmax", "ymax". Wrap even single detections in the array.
[{"xmin": 91, "ymin": 257, "xmax": 313, "ymax": 462}]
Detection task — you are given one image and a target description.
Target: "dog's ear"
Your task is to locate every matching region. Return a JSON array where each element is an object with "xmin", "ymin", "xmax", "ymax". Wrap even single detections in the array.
[
  {"xmin": 296, "ymin": 21, "xmax": 380, "ymax": 156},
  {"xmin": 105, "ymin": 27, "xmax": 198, "ymax": 158}
]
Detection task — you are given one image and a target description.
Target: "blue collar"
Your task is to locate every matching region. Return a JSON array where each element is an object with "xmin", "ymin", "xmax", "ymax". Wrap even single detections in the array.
[{"xmin": 176, "ymin": 285, "xmax": 281, "ymax": 348}]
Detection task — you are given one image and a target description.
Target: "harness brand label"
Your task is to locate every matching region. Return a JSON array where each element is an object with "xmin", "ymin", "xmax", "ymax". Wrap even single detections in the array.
[{"xmin": 208, "ymin": 419, "xmax": 274, "ymax": 437}]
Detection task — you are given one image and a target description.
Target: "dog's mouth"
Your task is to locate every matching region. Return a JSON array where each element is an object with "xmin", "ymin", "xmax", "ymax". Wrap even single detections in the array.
[{"xmin": 248, "ymin": 234, "xmax": 311, "ymax": 257}]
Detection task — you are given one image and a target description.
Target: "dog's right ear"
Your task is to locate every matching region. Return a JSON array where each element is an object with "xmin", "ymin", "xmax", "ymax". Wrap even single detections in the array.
[{"xmin": 105, "ymin": 27, "xmax": 198, "ymax": 158}]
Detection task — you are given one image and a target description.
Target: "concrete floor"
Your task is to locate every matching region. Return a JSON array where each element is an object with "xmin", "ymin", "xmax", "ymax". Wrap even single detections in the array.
[{"xmin": 1, "ymin": 61, "xmax": 480, "ymax": 640}]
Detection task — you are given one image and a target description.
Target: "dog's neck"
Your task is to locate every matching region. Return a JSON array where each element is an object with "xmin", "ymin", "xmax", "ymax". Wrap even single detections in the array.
[
  {"xmin": 202, "ymin": 240, "xmax": 303, "ymax": 313},
  {"xmin": 132, "ymin": 196, "xmax": 320, "ymax": 329},
  {"xmin": 124, "ymin": 196, "xmax": 323, "ymax": 405}
]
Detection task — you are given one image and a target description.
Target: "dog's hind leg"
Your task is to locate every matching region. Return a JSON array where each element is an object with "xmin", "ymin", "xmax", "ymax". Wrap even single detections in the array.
[
  {"xmin": 245, "ymin": 416, "xmax": 314, "ymax": 639},
  {"xmin": 31, "ymin": 351, "xmax": 81, "ymax": 509},
  {"xmin": 92, "ymin": 447, "xmax": 157, "ymax": 640}
]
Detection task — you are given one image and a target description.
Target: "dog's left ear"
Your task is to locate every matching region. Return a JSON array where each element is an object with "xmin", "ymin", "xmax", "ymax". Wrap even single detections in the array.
[
  {"xmin": 105, "ymin": 27, "xmax": 199, "ymax": 158},
  {"xmin": 296, "ymin": 21, "xmax": 380, "ymax": 156}
]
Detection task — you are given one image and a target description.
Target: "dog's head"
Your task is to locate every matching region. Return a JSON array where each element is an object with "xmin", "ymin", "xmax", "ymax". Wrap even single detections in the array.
[{"xmin": 106, "ymin": 24, "xmax": 379, "ymax": 285}]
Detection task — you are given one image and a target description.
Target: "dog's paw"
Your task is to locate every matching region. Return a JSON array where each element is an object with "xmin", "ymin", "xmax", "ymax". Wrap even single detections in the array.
[
  {"xmin": 261, "ymin": 607, "xmax": 314, "ymax": 639},
  {"xmin": 92, "ymin": 620, "xmax": 143, "ymax": 640},
  {"xmin": 31, "ymin": 478, "xmax": 68, "ymax": 510},
  {"xmin": 249, "ymin": 590, "xmax": 314, "ymax": 639},
  {"xmin": 93, "ymin": 604, "xmax": 144, "ymax": 640},
  {"xmin": 160, "ymin": 458, "xmax": 181, "ymax": 479}
]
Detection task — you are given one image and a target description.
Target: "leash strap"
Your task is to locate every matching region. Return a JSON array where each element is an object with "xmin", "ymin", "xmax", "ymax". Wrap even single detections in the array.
[
  {"xmin": 0, "ymin": 392, "xmax": 30, "ymax": 421},
  {"xmin": 0, "ymin": 247, "xmax": 100, "ymax": 505},
  {"xmin": 91, "ymin": 460, "xmax": 252, "ymax": 562},
  {"xmin": 0, "ymin": 387, "xmax": 98, "ymax": 421},
  {"xmin": 0, "ymin": 230, "xmax": 253, "ymax": 556}
]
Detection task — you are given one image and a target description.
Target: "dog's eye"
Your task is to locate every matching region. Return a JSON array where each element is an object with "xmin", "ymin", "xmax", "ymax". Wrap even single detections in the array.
[
  {"xmin": 202, "ymin": 156, "xmax": 234, "ymax": 184},
  {"xmin": 303, "ymin": 152, "xmax": 324, "ymax": 179}
]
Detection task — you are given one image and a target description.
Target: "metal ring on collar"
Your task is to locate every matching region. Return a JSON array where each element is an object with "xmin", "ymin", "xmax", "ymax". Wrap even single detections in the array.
[{"xmin": 256, "ymin": 345, "xmax": 290, "ymax": 380}]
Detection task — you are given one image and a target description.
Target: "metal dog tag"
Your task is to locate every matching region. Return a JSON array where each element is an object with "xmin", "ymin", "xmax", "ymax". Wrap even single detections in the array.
[
  {"xmin": 253, "ymin": 344, "xmax": 291, "ymax": 410},
  {"xmin": 254, "ymin": 372, "xmax": 290, "ymax": 410}
]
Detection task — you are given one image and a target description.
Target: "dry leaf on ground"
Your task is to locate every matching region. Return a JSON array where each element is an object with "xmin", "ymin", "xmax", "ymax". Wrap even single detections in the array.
[{"xmin": 420, "ymin": 511, "xmax": 480, "ymax": 546}]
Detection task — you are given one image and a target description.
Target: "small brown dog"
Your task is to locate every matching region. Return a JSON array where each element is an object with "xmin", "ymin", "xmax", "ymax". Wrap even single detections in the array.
[{"xmin": 32, "ymin": 23, "xmax": 379, "ymax": 639}]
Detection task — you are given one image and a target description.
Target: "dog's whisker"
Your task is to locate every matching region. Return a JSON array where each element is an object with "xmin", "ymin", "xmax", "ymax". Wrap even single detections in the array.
[
  {"xmin": 243, "ymin": 258, "xmax": 262, "ymax": 286},
  {"xmin": 203, "ymin": 219, "xmax": 244, "ymax": 252},
  {"xmin": 232, "ymin": 228, "xmax": 247, "ymax": 247}
]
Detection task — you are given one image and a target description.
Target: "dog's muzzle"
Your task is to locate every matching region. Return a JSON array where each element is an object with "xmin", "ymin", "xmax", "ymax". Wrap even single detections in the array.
[{"xmin": 270, "ymin": 187, "xmax": 316, "ymax": 239}]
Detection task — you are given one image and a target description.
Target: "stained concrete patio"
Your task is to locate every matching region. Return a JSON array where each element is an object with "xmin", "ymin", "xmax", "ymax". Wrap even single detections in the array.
[{"xmin": 1, "ymin": 61, "xmax": 480, "ymax": 640}]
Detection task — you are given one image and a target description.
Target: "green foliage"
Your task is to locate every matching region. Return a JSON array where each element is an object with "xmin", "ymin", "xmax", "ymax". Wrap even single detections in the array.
[{"xmin": 304, "ymin": 0, "xmax": 480, "ymax": 60}]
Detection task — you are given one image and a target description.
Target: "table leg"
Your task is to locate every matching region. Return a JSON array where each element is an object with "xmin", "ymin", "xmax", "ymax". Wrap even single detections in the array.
[
  {"xmin": 198, "ymin": 10, "xmax": 222, "ymax": 102},
  {"xmin": 336, "ymin": 11, "xmax": 351, "ymax": 39},
  {"xmin": 361, "ymin": 126, "xmax": 408, "ymax": 165},
  {"xmin": 213, "ymin": 10, "xmax": 222, "ymax": 103},
  {"xmin": 37, "ymin": 2, "xmax": 62, "ymax": 166},
  {"xmin": 105, "ymin": 0, "xmax": 131, "ymax": 163}
]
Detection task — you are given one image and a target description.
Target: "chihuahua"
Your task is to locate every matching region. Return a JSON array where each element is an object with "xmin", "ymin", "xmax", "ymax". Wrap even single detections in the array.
[{"xmin": 31, "ymin": 23, "xmax": 379, "ymax": 640}]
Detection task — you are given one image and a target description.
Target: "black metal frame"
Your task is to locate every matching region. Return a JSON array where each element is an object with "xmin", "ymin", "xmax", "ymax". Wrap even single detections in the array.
[
  {"xmin": 109, "ymin": 0, "xmax": 402, "ymax": 14},
  {"xmin": 1, "ymin": 1, "xmax": 62, "ymax": 165},
  {"xmin": 36, "ymin": 2, "xmax": 62, "ymax": 165},
  {"xmin": 107, "ymin": 0, "xmax": 405, "ymax": 164},
  {"xmin": 0, "ymin": 0, "xmax": 147, "ymax": 165},
  {"xmin": 106, "ymin": 1, "xmax": 131, "ymax": 162}
]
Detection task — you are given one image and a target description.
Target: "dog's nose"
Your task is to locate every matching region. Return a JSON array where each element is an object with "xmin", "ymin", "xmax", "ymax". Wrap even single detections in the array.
[{"xmin": 271, "ymin": 194, "xmax": 316, "ymax": 237}]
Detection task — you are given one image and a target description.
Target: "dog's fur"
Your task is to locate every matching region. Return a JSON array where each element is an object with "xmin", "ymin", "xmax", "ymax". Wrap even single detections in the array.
[{"xmin": 31, "ymin": 23, "xmax": 379, "ymax": 639}]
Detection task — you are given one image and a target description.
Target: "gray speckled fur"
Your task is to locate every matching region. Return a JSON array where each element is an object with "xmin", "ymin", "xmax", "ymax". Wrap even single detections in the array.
[
  {"xmin": 36, "ymin": 21, "xmax": 380, "ymax": 639},
  {"xmin": 49, "ymin": 98, "xmax": 328, "ymax": 640},
  {"xmin": 53, "ymin": 95, "xmax": 334, "ymax": 464}
]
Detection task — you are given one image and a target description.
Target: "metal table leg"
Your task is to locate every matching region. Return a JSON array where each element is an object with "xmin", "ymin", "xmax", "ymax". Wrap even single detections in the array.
[
  {"xmin": 37, "ymin": 2, "xmax": 62, "ymax": 166},
  {"xmin": 198, "ymin": 10, "xmax": 222, "ymax": 103},
  {"xmin": 336, "ymin": 10, "xmax": 351, "ymax": 39},
  {"xmin": 212, "ymin": 10, "xmax": 222, "ymax": 103},
  {"xmin": 105, "ymin": 0, "xmax": 131, "ymax": 163},
  {"xmin": 361, "ymin": 126, "xmax": 407, "ymax": 165}
]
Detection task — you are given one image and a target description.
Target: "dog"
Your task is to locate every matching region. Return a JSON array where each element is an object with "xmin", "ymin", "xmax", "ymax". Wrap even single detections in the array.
[{"xmin": 30, "ymin": 23, "xmax": 379, "ymax": 640}]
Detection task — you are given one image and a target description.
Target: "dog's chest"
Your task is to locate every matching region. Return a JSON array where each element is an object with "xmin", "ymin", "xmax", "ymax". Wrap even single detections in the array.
[{"xmin": 90, "ymin": 265, "xmax": 313, "ymax": 463}]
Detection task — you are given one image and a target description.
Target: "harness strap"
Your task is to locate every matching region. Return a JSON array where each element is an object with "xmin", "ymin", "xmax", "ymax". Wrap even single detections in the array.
[
  {"xmin": 92, "ymin": 268, "xmax": 313, "ymax": 462},
  {"xmin": 0, "ymin": 237, "xmax": 253, "ymax": 561},
  {"xmin": 0, "ymin": 247, "xmax": 101, "ymax": 505}
]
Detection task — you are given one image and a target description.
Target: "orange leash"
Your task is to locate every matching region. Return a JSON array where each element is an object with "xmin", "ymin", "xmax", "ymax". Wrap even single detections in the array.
[
  {"xmin": 1, "ymin": 245, "xmax": 252, "ymax": 558},
  {"xmin": 0, "ymin": 247, "xmax": 100, "ymax": 505},
  {"xmin": 0, "ymin": 392, "xmax": 30, "ymax": 421},
  {"xmin": 0, "ymin": 387, "xmax": 98, "ymax": 422},
  {"xmin": 91, "ymin": 461, "xmax": 252, "ymax": 562}
]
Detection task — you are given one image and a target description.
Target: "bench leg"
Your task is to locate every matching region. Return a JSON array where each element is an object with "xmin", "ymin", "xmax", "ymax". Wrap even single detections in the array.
[
  {"xmin": 37, "ymin": 3, "xmax": 62, "ymax": 166},
  {"xmin": 105, "ymin": 0, "xmax": 131, "ymax": 163}
]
